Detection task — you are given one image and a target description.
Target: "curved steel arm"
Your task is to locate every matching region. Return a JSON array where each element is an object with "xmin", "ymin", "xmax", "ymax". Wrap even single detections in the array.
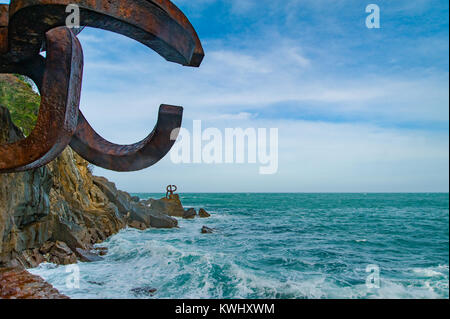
[
  {"xmin": 69, "ymin": 104, "xmax": 182, "ymax": 172},
  {"xmin": 0, "ymin": 27, "xmax": 83, "ymax": 173},
  {"xmin": 7, "ymin": 0, "xmax": 204, "ymax": 66},
  {"xmin": 1, "ymin": 0, "xmax": 203, "ymax": 173}
]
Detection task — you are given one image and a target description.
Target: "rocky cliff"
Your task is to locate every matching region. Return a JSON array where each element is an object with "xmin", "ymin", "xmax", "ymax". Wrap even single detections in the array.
[
  {"xmin": 0, "ymin": 267, "xmax": 68, "ymax": 299},
  {"xmin": 0, "ymin": 75, "xmax": 179, "ymax": 269}
]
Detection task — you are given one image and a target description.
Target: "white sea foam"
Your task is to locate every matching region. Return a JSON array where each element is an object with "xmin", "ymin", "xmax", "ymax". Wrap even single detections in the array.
[
  {"xmin": 28, "ymin": 193, "xmax": 450, "ymax": 299},
  {"xmin": 29, "ymin": 230, "xmax": 448, "ymax": 299}
]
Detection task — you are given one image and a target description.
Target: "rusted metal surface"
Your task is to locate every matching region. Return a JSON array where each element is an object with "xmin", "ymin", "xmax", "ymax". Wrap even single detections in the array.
[
  {"xmin": 7, "ymin": 0, "xmax": 203, "ymax": 66},
  {"xmin": 70, "ymin": 105, "xmax": 183, "ymax": 172},
  {"xmin": 0, "ymin": 27, "xmax": 83, "ymax": 173},
  {"xmin": 0, "ymin": 0, "xmax": 204, "ymax": 173},
  {"xmin": 0, "ymin": 5, "xmax": 8, "ymax": 54},
  {"xmin": 166, "ymin": 184, "xmax": 177, "ymax": 199}
]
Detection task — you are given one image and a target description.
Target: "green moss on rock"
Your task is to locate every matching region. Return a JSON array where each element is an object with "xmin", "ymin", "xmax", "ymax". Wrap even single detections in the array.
[{"xmin": 0, "ymin": 74, "xmax": 40, "ymax": 136}]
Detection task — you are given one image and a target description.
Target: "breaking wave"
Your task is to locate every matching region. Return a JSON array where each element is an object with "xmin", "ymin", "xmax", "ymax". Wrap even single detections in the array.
[{"xmin": 30, "ymin": 193, "xmax": 449, "ymax": 299}]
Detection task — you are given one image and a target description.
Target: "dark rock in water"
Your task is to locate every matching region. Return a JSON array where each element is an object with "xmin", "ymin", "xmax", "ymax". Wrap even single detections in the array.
[
  {"xmin": 94, "ymin": 247, "xmax": 108, "ymax": 256},
  {"xmin": 74, "ymin": 248, "xmax": 103, "ymax": 262},
  {"xmin": 142, "ymin": 194, "xmax": 185, "ymax": 217},
  {"xmin": 87, "ymin": 281, "xmax": 103, "ymax": 286},
  {"xmin": 128, "ymin": 220, "xmax": 147, "ymax": 230},
  {"xmin": 201, "ymin": 226, "xmax": 214, "ymax": 234},
  {"xmin": 130, "ymin": 286, "xmax": 157, "ymax": 296},
  {"xmin": 183, "ymin": 208, "xmax": 197, "ymax": 219},
  {"xmin": 149, "ymin": 212, "xmax": 178, "ymax": 228},
  {"xmin": 130, "ymin": 196, "xmax": 140, "ymax": 202},
  {"xmin": 198, "ymin": 208, "xmax": 211, "ymax": 218}
]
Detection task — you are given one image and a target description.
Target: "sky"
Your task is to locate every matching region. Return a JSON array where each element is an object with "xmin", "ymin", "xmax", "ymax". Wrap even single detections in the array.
[{"xmin": 2, "ymin": 0, "xmax": 449, "ymax": 192}]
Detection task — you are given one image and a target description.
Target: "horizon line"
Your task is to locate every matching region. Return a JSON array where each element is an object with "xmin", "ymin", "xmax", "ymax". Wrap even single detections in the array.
[{"xmin": 129, "ymin": 191, "xmax": 450, "ymax": 194}]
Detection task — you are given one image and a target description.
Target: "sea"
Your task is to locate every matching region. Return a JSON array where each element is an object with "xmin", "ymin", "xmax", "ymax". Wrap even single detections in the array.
[{"xmin": 29, "ymin": 193, "xmax": 449, "ymax": 299}]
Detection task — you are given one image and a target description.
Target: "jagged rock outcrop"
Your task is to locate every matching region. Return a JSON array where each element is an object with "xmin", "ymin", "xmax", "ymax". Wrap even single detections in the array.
[
  {"xmin": 198, "ymin": 208, "xmax": 211, "ymax": 218},
  {"xmin": 141, "ymin": 195, "xmax": 212, "ymax": 220},
  {"xmin": 183, "ymin": 208, "xmax": 197, "ymax": 219},
  {"xmin": 0, "ymin": 268, "xmax": 68, "ymax": 299},
  {"xmin": 201, "ymin": 226, "xmax": 214, "ymax": 234},
  {"xmin": 142, "ymin": 194, "xmax": 185, "ymax": 217},
  {"xmin": 130, "ymin": 286, "xmax": 157, "ymax": 297},
  {"xmin": 93, "ymin": 177, "xmax": 177, "ymax": 229},
  {"xmin": 0, "ymin": 104, "xmax": 177, "ymax": 269}
]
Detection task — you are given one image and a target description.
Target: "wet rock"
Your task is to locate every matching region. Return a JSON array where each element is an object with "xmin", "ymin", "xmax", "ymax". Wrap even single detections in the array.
[
  {"xmin": 19, "ymin": 249, "xmax": 46, "ymax": 268},
  {"xmin": 20, "ymin": 241, "xmax": 80, "ymax": 266},
  {"xmin": 51, "ymin": 241, "xmax": 73, "ymax": 256},
  {"xmin": 87, "ymin": 280, "xmax": 105, "ymax": 286},
  {"xmin": 183, "ymin": 208, "xmax": 197, "ymax": 219},
  {"xmin": 0, "ymin": 106, "xmax": 53, "ymax": 267},
  {"xmin": 198, "ymin": 208, "xmax": 211, "ymax": 218},
  {"xmin": 201, "ymin": 226, "xmax": 214, "ymax": 234},
  {"xmin": 130, "ymin": 286, "xmax": 157, "ymax": 297},
  {"xmin": 93, "ymin": 177, "xmax": 178, "ymax": 229},
  {"xmin": 74, "ymin": 248, "xmax": 103, "ymax": 262},
  {"xmin": 143, "ymin": 194, "xmax": 185, "ymax": 217},
  {"xmin": 49, "ymin": 241, "xmax": 78, "ymax": 265},
  {"xmin": 94, "ymin": 247, "xmax": 108, "ymax": 256},
  {"xmin": 130, "ymin": 196, "xmax": 140, "ymax": 202},
  {"xmin": 149, "ymin": 213, "xmax": 179, "ymax": 228},
  {"xmin": 39, "ymin": 241, "xmax": 55, "ymax": 255},
  {"xmin": 128, "ymin": 220, "xmax": 147, "ymax": 230},
  {"xmin": 0, "ymin": 268, "xmax": 69, "ymax": 299}
]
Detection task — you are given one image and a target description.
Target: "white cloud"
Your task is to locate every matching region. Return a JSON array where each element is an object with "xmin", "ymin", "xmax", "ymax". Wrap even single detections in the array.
[
  {"xmin": 96, "ymin": 118, "xmax": 449, "ymax": 193},
  {"xmin": 207, "ymin": 50, "xmax": 273, "ymax": 74},
  {"xmin": 72, "ymin": 21, "xmax": 448, "ymax": 192},
  {"xmin": 205, "ymin": 112, "xmax": 256, "ymax": 120}
]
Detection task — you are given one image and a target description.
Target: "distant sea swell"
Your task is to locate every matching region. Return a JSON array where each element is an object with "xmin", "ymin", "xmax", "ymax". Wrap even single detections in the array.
[{"xmin": 30, "ymin": 193, "xmax": 449, "ymax": 299}]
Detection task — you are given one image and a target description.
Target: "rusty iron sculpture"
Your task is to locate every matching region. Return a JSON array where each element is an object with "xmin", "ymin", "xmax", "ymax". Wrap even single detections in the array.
[
  {"xmin": 0, "ymin": 0, "xmax": 204, "ymax": 173},
  {"xmin": 165, "ymin": 184, "xmax": 177, "ymax": 199}
]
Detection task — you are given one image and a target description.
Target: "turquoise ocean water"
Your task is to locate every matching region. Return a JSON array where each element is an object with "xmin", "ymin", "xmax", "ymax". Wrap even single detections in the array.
[{"xmin": 30, "ymin": 193, "xmax": 449, "ymax": 299}]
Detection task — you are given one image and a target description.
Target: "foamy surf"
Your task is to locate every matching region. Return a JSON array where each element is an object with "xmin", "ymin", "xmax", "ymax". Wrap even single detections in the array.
[{"xmin": 29, "ymin": 193, "xmax": 449, "ymax": 299}]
